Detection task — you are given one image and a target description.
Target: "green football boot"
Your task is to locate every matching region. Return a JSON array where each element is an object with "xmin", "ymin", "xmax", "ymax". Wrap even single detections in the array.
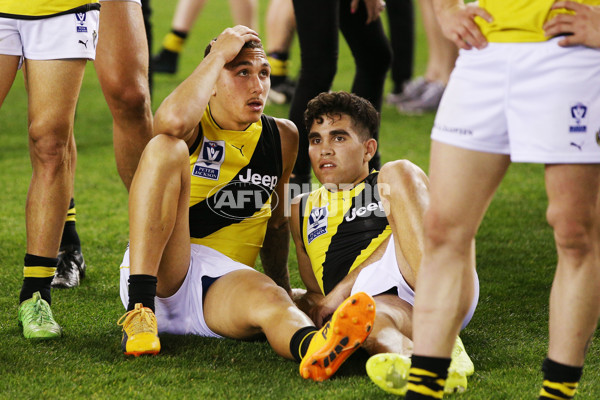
[{"xmin": 18, "ymin": 291, "xmax": 62, "ymax": 339}]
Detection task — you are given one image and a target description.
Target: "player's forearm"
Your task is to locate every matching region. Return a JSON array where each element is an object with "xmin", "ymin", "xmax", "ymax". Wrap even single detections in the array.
[
  {"xmin": 260, "ymin": 221, "xmax": 292, "ymax": 293},
  {"xmin": 154, "ymin": 52, "xmax": 226, "ymax": 139}
]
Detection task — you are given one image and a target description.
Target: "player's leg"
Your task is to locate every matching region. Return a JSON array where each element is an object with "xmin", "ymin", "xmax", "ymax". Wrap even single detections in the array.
[
  {"xmin": 19, "ymin": 59, "xmax": 87, "ymax": 338},
  {"xmin": 204, "ymin": 270, "xmax": 375, "ymax": 380},
  {"xmin": 538, "ymin": 163, "xmax": 600, "ymax": 399},
  {"xmin": 407, "ymin": 141, "xmax": 510, "ymax": 398},
  {"xmin": 118, "ymin": 134, "xmax": 192, "ymax": 356},
  {"xmin": 288, "ymin": 0, "xmax": 339, "ymax": 186},
  {"xmin": 339, "ymin": 0, "xmax": 391, "ymax": 169},
  {"xmin": 53, "ymin": 134, "xmax": 87, "ymax": 289},
  {"xmin": 396, "ymin": 0, "xmax": 456, "ymax": 114},
  {"xmin": 0, "ymin": 56, "xmax": 19, "ymax": 107},
  {"xmin": 377, "ymin": 159, "xmax": 429, "ymax": 286},
  {"xmin": 153, "ymin": 0, "xmax": 209, "ymax": 74},
  {"xmin": 265, "ymin": 0, "xmax": 296, "ymax": 105},
  {"xmin": 229, "ymin": 0, "xmax": 259, "ymax": 30},
  {"xmin": 95, "ymin": 0, "xmax": 153, "ymax": 190}
]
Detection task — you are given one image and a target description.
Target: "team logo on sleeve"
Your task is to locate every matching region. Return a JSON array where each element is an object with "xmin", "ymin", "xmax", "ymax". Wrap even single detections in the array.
[
  {"xmin": 569, "ymin": 103, "xmax": 587, "ymax": 133},
  {"xmin": 307, "ymin": 206, "xmax": 328, "ymax": 243},
  {"xmin": 192, "ymin": 139, "xmax": 225, "ymax": 180},
  {"xmin": 75, "ymin": 13, "xmax": 87, "ymax": 33}
]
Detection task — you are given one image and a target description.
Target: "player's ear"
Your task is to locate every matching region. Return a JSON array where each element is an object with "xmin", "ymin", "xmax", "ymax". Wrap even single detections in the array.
[{"xmin": 363, "ymin": 138, "xmax": 377, "ymax": 163}]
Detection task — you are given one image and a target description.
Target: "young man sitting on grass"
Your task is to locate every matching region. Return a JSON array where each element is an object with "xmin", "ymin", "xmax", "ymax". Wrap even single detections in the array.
[
  {"xmin": 117, "ymin": 25, "xmax": 375, "ymax": 381},
  {"xmin": 291, "ymin": 91, "xmax": 479, "ymax": 394}
]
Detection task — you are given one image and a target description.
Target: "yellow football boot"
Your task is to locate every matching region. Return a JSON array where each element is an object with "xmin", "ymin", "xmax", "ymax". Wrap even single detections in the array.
[{"xmin": 117, "ymin": 303, "xmax": 161, "ymax": 356}]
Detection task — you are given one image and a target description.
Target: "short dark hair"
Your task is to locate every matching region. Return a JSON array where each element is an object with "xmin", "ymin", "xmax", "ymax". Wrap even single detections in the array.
[
  {"xmin": 204, "ymin": 39, "xmax": 264, "ymax": 59},
  {"xmin": 304, "ymin": 91, "xmax": 379, "ymax": 141}
]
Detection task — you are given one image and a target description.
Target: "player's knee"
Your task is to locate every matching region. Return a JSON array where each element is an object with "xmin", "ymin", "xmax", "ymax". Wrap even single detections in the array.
[
  {"xmin": 28, "ymin": 121, "xmax": 71, "ymax": 167},
  {"xmin": 547, "ymin": 205, "xmax": 595, "ymax": 256},
  {"xmin": 140, "ymin": 134, "xmax": 188, "ymax": 170},
  {"xmin": 378, "ymin": 160, "xmax": 427, "ymax": 200},
  {"xmin": 104, "ymin": 77, "xmax": 150, "ymax": 117},
  {"xmin": 251, "ymin": 283, "xmax": 292, "ymax": 322},
  {"xmin": 423, "ymin": 209, "xmax": 474, "ymax": 251}
]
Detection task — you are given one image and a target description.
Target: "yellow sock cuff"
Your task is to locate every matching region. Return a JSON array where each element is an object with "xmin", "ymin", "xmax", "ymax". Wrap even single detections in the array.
[
  {"xmin": 540, "ymin": 380, "xmax": 578, "ymax": 399},
  {"xmin": 163, "ymin": 32, "xmax": 185, "ymax": 53},
  {"xmin": 267, "ymin": 56, "xmax": 289, "ymax": 77},
  {"xmin": 66, "ymin": 206, "xmax": 76, "ymax": 223},
  {"xmin": 24, "ymin": 266, "xmax": 57, "ymax": 278}
]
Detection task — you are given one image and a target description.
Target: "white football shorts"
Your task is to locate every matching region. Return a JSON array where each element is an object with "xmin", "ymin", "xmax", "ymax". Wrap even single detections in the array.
[
  {"xmin": 0, "ymin": 11, "xmax": 99, "ymax": 61},
  {"xmin": 432, "ymin": 37, "xmax": 600, "ymax": 163},
  {"xmin": 351, "ymin": 235, "xmax": 479, "ymax": 330},
  {"xmin": 120, "ymin": 243, "xmax": 254, "ymax": 337}
]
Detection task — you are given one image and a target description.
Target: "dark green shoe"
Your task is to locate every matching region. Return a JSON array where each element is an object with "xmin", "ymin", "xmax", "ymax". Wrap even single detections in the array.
[{"xmin": 18, "ymin": 291, "xmax": 62, "ymax": 339}]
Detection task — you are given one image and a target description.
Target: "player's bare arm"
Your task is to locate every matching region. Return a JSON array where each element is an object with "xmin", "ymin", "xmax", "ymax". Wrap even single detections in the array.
[
  {"xmin": 260, "ymin": 117, "xmax": 299, "ymax": 294},
  {"xmin": 544, "ymin": 1, "xmax": 600, "ymax": 48},
  {"xmin": 290, "ymin": 197, "xmax": 326, "ymax": 312},
  {"xmin": 290, "ymin": 193, "xmax": 374, "ymax": 327},
  {"xmin": 433, "ymin": 0, "xmax": 492, "ymax": 50},
  {"xmin": 154, "ymin": 25, "xmax": 261, "ymax": 143}
]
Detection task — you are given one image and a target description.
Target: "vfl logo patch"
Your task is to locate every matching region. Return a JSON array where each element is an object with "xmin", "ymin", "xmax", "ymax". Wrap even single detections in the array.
[
  {"xmin": 192, "ymin": 139, "xmax": 225, "ymax": 180},
  {"xmin": 307, "ymin": 206, "xmax": 328, "ymax": 244},
  {"xmin": 75, "ymin": 12, "xmax": 87, "ymax": 32},
  {"xmin": 569, "ymin": 102, "xmax": 587, "ymax": 133}
]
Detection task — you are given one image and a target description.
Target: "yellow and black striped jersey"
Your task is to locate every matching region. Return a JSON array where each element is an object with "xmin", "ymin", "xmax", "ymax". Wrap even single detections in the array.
[
  {"xmin": 188, "ymin": 107, "xmax": 282, "ymax": 267},
  {"xmin": 299, "ymin": 171, "xmax": 391, "ymax": 295},
  {"xmin": 475, "ymin": 0, "xmax": 600, "ymax": 42},
  {"xmin": 0, "ymin": 0, "xmax": 99, "ymax": 19}
]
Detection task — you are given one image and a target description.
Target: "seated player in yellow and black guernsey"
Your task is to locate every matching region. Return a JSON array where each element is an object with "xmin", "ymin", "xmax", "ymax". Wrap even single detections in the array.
[
  {"xmin": 290, "ymin": 91, "xmax": 480, "ymax": 394},
  {"xmin": 116, "ymin": 26, "xmax": 376, "ymax": 382}
]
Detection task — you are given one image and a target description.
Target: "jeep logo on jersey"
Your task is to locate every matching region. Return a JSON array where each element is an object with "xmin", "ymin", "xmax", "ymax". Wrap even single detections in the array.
[
  {"xmin": 570, "ymin": 102, "xmax": 587, "ymax": 133},
  {"xmin": 307, "ymin": 206, "xmax": 328, "ymax": 243},
  {"xmin": 206, "ymin": 178, "xmax": 278, "ymax": 221},
  {"xmin": 192, "ymin": 140, "xmax": 225, "ymax": 180},
  {"xmin": 238, "ymin": 169, "xmax": 278, "ymax": 191},
  {"xmin": 344, "ymin": 201, "xmax": 386, "ymax": 222}
]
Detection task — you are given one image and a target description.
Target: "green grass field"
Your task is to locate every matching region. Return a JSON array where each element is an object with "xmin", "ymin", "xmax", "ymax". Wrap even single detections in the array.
[{"xmin": 1, "ymin": 1, "xmax": 598, "ymax": 399}]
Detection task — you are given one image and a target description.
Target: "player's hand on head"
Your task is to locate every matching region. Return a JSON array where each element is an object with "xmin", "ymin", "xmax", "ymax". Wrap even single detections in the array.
[
  {"xmin": 544, "ymin": 1, "xmax": 600, "ymax": 48},
  {"xmin": 437, "ymin": 2, "xmax": 492, "ymax": 50},
  {"xmin": 211, "ymin": 25, "xmax": 261, "ymax": 64}
]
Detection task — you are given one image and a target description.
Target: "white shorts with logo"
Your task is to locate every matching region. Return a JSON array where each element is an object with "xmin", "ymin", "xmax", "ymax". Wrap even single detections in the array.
[
  {"xmin": 432, "ymin": 37, "xmax": 600, "ymax": 163},
  {"xmin": 120, "ymin": 243, "xmax": 254, "ymax": 337},
  {"xmin": 351, "ymin": 235, "xmax": 479, "ymax": 330},
  {"xmin": 0, "ymin": 11, "xmax": 99, "ymax": 61}
]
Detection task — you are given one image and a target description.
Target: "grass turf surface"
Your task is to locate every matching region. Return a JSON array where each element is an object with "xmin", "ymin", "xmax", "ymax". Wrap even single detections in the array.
[{"xmin": 0, "ymin": 0, "xmax": 598, "ymax": 398}]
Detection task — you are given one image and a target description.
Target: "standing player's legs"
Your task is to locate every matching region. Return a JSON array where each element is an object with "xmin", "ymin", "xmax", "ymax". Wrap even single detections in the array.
[
  {"xmin": 0, "ymin": 55, "xmax": 19, "ymax": 106},
  {"xmin": 407, "ymin": 141, "xmax": 509, "ymax": 397},
  {"xmin": 229, "ymin": 0, "xmax": 259, "ymax": 31},
  {"xmin": 96, "ymin": 0, "xmax": 153, "ymax": 190},
  {"xmin": 265, "ymin": 0, "xmax": 296, "ymax": 105},
  {"xmin": 18, "ymin": 59, "xmax": 87, "ymax": 338},
  {"xmin": 24, "ymin": 59, "xmax": 86, "ymax": 269},
  {"xmin": 339, "ymin": 0, "xmax": 391, "ymax": 169},
  {"xmin": 289, "ymin": 0, "xmax": 339, "ymax": 186},
  {"xmin": 539, "ymin": 164, "xmax": 600, "ymax": 399}
]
